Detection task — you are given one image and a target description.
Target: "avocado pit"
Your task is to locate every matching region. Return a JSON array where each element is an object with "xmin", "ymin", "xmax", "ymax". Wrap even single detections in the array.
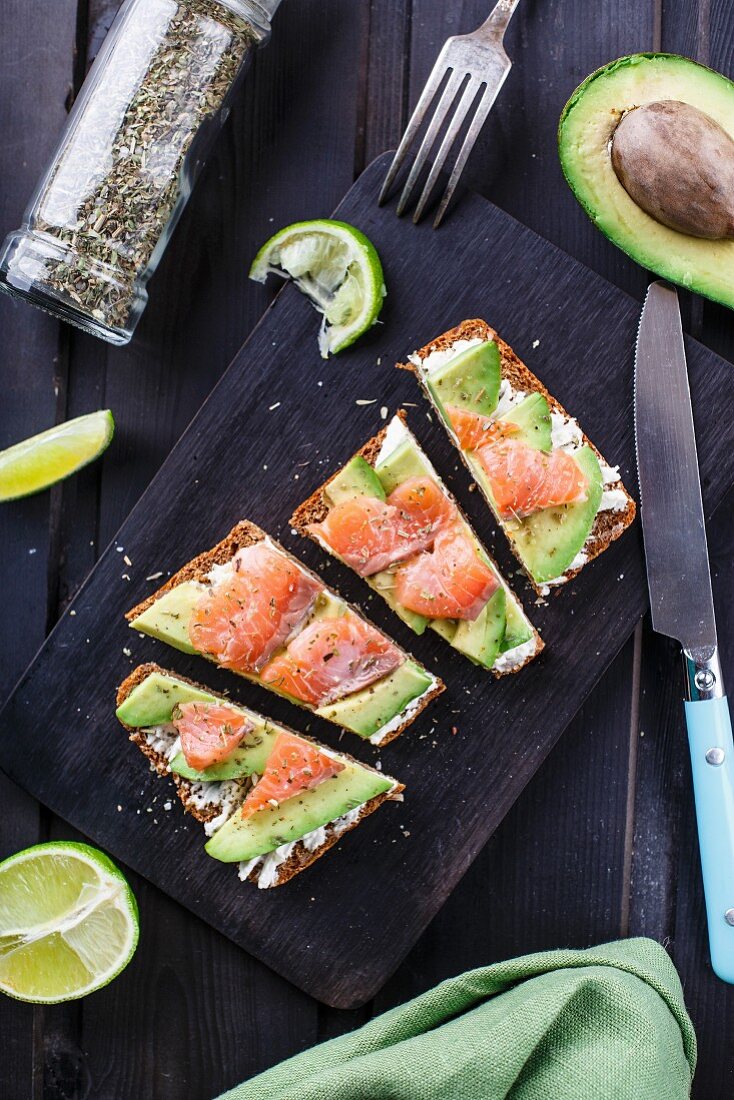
[{"xmin": 610, "ymin": 99, "xmax": 734, "ymax": 239}]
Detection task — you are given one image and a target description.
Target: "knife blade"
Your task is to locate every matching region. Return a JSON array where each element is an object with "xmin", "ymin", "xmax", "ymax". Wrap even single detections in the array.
[
  {"xmin": 635, "ymin": 278, "xmax": 734, "ymax": 985},
  {"xmin": 634, "ymin": 279, "xmax": 717, "ymax": 658}
]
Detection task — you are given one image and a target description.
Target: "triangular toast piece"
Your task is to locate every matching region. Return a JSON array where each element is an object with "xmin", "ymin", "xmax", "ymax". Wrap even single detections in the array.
[
  {"xmin": 399, "ymin": 320, "xmax": 636, "ymax": 594},
  {"xmin": 291, "ymin": 412, "xmax": 543, "ymax": 675},
  {"xmin": 116, "ymin": 663, "xmax": 403, "ymax": 889}
]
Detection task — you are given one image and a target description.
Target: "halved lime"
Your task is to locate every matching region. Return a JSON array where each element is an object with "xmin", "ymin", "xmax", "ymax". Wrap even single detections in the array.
[
  {"xmin": 250, "ymin": 219, "xmax": 386, "ymax": 358},
  {"xmin": 0, "ymin": 841, "xmax": 138, "ymax": 1003},
  {"xmin": 0, "ymin": 409, "xmax": 114, "ymax": 502}
]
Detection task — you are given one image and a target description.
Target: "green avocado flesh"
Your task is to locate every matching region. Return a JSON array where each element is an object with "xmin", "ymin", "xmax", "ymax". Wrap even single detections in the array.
[
  {"xmin": 116, "ymin": 670, "xmax": 216, "ymax": 727},
  {"xmin": 115, "ymin": 671, "xmax": 282, "ymax": 781},
  {"xmin": 325, "ymin": 454, "xmax": 385, "ymax": 505},
  {"xmin": 502, "ymin": 593, "xmax": 533, "ymax": 651},
  {"xmin": 316, "ymin": 660, "xmax": 432, "ymax": 739},
  {"xmin": 426, "ymin": 341, "xmax": 501, "ymax": 416},
  {"xmin": 205, "ymin": 763, "xmax": 392, "ymax": 863},
  {"xmin": 559, "ymin": 53, "xmax": 734, "ymax": 310},
  {"xmin": 453, "ymin": 586, "xmax": 506, "ymax": 668},
  {"xmin": 130, "ymin": 585, "xmax": 429, "ymax": 738},
  {"xmin": 503, "ymin": 393, "xmax": 552, "ymax": 451},
  {"xmin": 502, "ymin": 446, "xmax": 603, "ymax": 584}
]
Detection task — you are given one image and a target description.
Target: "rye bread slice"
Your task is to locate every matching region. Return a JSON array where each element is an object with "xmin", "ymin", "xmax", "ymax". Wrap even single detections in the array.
[
  {"xmin": 290, "ymin": 411, "xmax": 543, "ymax": 676},
  {"xmin": 116, "ymin": 663, "xmax": 404, "ymax": 888},
  {"xmin": 126, "ymin": 521, "xmax": 444, "ymax": 745},
  {"xmin": 398, "ymin": 319, "xmax": 636, "ymax": 593}
]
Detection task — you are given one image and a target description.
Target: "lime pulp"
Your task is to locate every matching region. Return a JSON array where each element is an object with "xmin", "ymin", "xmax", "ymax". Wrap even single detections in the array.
[
  {"xmin": 0, "ymin": 841, "xmax": 139, "ymax": 1003},
  {"xmin": 0, "ymin": 409, "xmax": 114, "ymax": 501},
  {"xmin": 250, "ymin": 219, "xmax": 386, "ymax": 358}
]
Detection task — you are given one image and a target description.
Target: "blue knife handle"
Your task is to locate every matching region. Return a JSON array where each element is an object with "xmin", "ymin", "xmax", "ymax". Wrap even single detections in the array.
[{"xmin": 685, "ymin": 694, "xmax": 734, "ymax": 983}]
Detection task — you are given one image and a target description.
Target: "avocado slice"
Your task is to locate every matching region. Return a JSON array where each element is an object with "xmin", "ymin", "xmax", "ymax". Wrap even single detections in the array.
[
  {"xmin": 116, "ymin": 670, "xmax": 284, "ymax": 782},
  {"xmin": 325, "ymin": 454, "xmax": 385, "ymax": 505},
  {"xmin": 452, "ymin": 586, "xmax": 506, "ymax": 669},
  {"xmin": 505, "ymin": 446, "xmax": 603, "ymax": 584},
  {"xmin": 374, "ymin": 437, "xmax": 431, "ymax": 493},
  {"xmin": 316, "ymin": 660, "xmax": 433, "ymax": 740},
  {"xmin": 373, "ymin": 429, "xmax": 536, "ymax": 665},
  {"xmin": 370, "ymin": 568, "xmax": 429, "ymax": 634},
  {"xmin": 169, "ymin": 725, "xmax": 280, "ymax": 783},
  {"xmin": 130, "ymin": 581, "xmax": 202, "ymax": 654},
  {"xmin": 501, "ymin": 393, "xmax": 552, "ymax": 452},
  {"xmin": 559, "ymin": 53, "xmax": 734, "ymax": 310},
  {"xmin": 425, "ymin": 341, "xmax": 501, "ymax": 417},
  {"xmin": 115, "ymin": 670, "xmax": 217, "ymax": 727},
  {"xmin": 205, "ymin": 763, "xmax": 393, "ymax": 863},
  {"xmin": 501, "ymin": 593, "xmax": 534, "ymax": 652}
]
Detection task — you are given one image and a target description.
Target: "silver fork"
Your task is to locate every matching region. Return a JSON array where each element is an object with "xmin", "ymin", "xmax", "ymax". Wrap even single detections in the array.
[{"xmin": 379, "ymin": 0, "xmax": 522, "ymax": 227}]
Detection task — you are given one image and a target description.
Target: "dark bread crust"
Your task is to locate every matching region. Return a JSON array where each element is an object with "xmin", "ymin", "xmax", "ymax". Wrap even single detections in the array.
[
  {"xmin": 398, "ymin": 319, "xmax": 637, "ymax": 593},
  {"xmin": 125, "ymin": 521, "xmax": 443, "ymax": 745},
  {"xmin": 289, "ymin": 413, "xmax": 543, "ymax": 677},
  {"xmin": 115, "ymin": 663, "xmax": 405, "ymax": 887}
]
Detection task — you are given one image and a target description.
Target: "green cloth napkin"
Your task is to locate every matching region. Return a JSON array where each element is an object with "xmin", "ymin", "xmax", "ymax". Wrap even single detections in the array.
[{"xmin": 217, "ymin": 938, "xmax": 696, "ymax": 1100}]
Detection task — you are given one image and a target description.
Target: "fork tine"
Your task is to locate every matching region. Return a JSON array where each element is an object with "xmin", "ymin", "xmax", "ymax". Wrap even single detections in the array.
[
  {"xmin": 395, "ymin": 68, "xmax": 465, "ymax": 216},
  {"xmin": 432, "ymin": 87, "xmax": 496, "ymax": 228},
  {"xmin": 412, "ymin": 75, "xmax": 480, "ymax": 224},
  {"xmin": 378, "ymin": 54, "xmax": 452, "ymax": 205}
]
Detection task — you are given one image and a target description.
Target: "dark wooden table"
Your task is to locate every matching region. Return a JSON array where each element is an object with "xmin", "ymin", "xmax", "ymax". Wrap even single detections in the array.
[{"xmin": 1, "ymin": 2, "xmax": 733, "ymax": 1097}]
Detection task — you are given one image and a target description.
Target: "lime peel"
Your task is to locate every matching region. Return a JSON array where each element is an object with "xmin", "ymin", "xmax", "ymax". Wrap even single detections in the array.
[
  {"xmin": 0, "ymin": 841, "xmax": 138, "ymax": 1003},
  {"xmin": 250, "ymin": 219, "xmax": 386, "ymax": 358},
  {"xmin": 0, "ymin": 409, "xmax": 114, "ymax": 502}
]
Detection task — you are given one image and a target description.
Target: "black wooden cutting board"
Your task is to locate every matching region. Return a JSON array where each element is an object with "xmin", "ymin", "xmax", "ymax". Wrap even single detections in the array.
[{"xmin": 2, "ymin": 153, "xmax": 734, "ymax": 1009}]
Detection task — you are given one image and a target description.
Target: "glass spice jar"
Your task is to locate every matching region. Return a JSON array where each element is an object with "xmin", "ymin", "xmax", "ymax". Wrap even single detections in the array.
[{"xmin": 0, "ymin": 0, "xmax": 280, "ymax": 345}]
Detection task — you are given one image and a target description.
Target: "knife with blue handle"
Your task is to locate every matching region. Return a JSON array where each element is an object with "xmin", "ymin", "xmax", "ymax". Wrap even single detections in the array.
[{"xmin": 635, "ymin": 279, "xmax": 734, "ymax": 983}]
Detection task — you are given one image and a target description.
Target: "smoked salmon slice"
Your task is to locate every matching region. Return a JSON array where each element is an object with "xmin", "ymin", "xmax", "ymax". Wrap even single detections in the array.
[
  {"xmin": 260, "ymin": 613, "xmax": 403, "ymax": 705},
  {"xmin": 477, "ymin": 438, "xmax": 588, "ymax": 519},
  {"xmin": 309, "ymin": 475, "xmax": 455, "ymax": 576},
  {"xmin": 188, "ymin": 542, "xmax": 321, "ymax": 673},
  {"xmin": 394, "ymin": 523, "xmax": 499, "ymax": 620},
  {"xmin": 172, "ymin": 702, "xmax": 253, "ymax": 772},
  {"xmin": 446, "ymin": 405, "xmax": 519, "ymax": 450},
  {"xmin": 239, "ymin": 731, "xmax": 345, "ymax": 819}
]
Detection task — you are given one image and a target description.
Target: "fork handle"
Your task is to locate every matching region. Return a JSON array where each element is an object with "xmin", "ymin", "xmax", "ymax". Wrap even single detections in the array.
[{"xmin": 476, "ymin": 0, "xmax": 522, "ymax": 41}]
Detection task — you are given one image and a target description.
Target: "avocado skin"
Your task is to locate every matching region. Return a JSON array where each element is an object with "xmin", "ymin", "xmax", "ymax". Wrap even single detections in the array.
[{"xmin": 558, "ymin": 53, "xmax": 734, "ymax": 311}]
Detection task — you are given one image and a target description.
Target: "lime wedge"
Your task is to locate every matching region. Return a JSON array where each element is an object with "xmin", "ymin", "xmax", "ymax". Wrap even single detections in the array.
[
  {"xmin": 0, "ymin": 409, "xmax": 114, "ymax": 502},
  {"xmin": 250, "ymin": 219, "xmax": 386, "ymax": 358},
  {"xmin": 0, "ymin": 842, "xmax": 138, "ymax": 1003}
]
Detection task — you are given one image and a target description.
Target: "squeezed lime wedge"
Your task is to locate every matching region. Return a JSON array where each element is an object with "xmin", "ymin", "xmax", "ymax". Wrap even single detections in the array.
[
  {"xmin": 0, "ymin": 409, "xmax": 114, "ymax": 501},
  {"xmin": 250, "ymin": 219, "xmax": 386, "ymax": 358},
  {"xmin": 0, "ymin": 842, "xmax": 138, "ymax": 1003}
]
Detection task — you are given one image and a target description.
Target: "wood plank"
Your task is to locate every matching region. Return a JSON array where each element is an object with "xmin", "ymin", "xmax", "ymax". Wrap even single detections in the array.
[
  {"xmin": 374, "ymin": 0, "xmax": 654, "ymax": 1019},
  {"xmin": 626, "ymin": 4, "xmax": 734, "ymax": 1096},
  {"xmin": 2, "ymin": 157, "xmax": 733, "ymax": 1009},
  {"xmin": 0, "ymin": 1, "xmax": 79, "ymax": 1096},
  {"xmin": 65, "ymin": 0, "xmax": 364, "ymax": 1091},
  {"xmin": 375, "ymin": 639, "xmax": 637, "ymax": 1010}
]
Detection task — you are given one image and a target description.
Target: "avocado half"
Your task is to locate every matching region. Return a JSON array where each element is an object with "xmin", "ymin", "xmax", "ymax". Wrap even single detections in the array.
[{"xmin": 558, "ymin": 53, "xmax": 734, "ymax": 309}]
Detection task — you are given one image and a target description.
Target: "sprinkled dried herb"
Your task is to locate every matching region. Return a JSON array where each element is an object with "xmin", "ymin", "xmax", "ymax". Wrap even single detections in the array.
[{"xmin": 6, "ymin": 0, "xmax": 257, "ymax": 338}]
